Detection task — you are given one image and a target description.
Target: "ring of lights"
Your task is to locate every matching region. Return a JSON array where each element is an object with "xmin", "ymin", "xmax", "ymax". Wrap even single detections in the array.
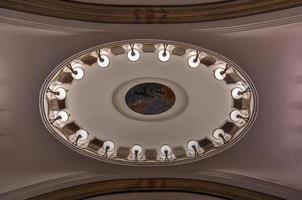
[{"xmin": 40, "ymin": 39, "xmax": 258, "ymax": 166}]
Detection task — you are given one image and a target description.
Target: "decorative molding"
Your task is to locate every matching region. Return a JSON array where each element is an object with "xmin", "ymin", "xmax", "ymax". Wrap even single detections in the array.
[
  {"xmin": 25, "ymin": 178, "xmax": 283, "ymax": 200},
  {"xmin": 0, "ymin": 0, "xmax": 302, "ymax": 24},
  {"xmin": 1, "ymin": 7, "xmax": 302, "ymax": 34},
  {"xmin": 191, "ymin": 14, "xmax": 302, "ymax": 34},
  {"xmin": 1, "ymin": 171, "xmax": 301, "ymax": 200},
  {"xmin": 0, "ymin": 11, "xmax": 109, "ymax": 33}
]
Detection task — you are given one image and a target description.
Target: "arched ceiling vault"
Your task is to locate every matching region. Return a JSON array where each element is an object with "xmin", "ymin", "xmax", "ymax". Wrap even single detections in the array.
[
  {"xmin": 27, "ymin": 178, "xmax": 283, "ymax": 200},
  {"xmin": 0, "ymin": 2, "xmax": 302, "ymax": 200},
  {"xmin": 0, "ymin": 0, "xmax": 302, "ymax": 23}
]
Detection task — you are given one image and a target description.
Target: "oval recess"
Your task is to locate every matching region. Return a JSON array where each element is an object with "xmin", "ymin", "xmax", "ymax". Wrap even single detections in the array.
[
  {"xmin": 113, "ymin": 78, "xmax": 188, "ymax": 121},
  {"xmin": 39, "ymin": 39, "xmax": 258, "ymax": 166}
]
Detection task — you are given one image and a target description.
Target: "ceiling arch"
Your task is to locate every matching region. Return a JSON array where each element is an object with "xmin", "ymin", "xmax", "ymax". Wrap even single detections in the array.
[
  {"xmin": 72, "ymin": 0, "xmax": 226, "ymax": 5},
  {"xmin": 27, "ymin": 178, "xmax": 282, "ymax": 200},
  {"xmin": 0, "ymin": 0, "xmax": 302, "ymax": 23}
]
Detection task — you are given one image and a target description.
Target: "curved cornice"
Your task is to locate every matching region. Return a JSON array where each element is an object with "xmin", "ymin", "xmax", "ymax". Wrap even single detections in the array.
[
  {"xmin": 27, "ymin": 178, "xmax": 283, "ymax": 200},
  {"xmin": 1, "ymin": 6, "xmax": 302, "ymax": 34},
  {"xmin": 0, "ymin": 0, "xmax": 302, "ymax": 24},
  {"xmin": 1, "ymin": 172, "xmax": 301, "ymax": 200}
]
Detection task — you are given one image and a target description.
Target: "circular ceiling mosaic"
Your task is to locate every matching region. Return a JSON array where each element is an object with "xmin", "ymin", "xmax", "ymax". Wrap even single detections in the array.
[
  {"xmin": 40, "ymin": 40, "xmax": 258, "ymax": 166},
  {"xmin": 125, "ymin": 82, "xmax": 176, "ymax": 115}
]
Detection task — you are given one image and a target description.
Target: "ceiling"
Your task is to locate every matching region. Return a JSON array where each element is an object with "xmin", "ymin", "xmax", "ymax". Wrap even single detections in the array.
[
  {"xmin": 0, "ymin": 3, "xmax": 302, "ymax": 200},
  {"xmin": 1, "ymin": 0, "xmax": 302, "ymax": 23},
  {"xmin": 40, "ymin": 40, "xmax": 257, "ymax": 165},
  {"xmin": 86, "ymin": 192, "xmax": 224, "ymax": 200},
  {"xmin": 72, "ymin": 0, "xmax": 225, "ymax": 5}
]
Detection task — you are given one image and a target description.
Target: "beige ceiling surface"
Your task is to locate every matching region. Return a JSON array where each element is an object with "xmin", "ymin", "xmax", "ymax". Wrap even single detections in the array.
[
  {"xmin": 66, "ymin": 52, "xmax": 231, "ymax": 147},
  {"xmin": 0, "ymin": 6, "xmax": 301, "ymax": 199}
]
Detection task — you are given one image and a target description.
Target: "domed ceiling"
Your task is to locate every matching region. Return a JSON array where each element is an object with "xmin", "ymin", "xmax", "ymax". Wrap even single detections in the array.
[
  {"xmin": 1, "ymin": 2, "xmax": 302, "ymax": 199},
  {"xmin": 40, "ymin": 40, "xmax": 258, "ymax": 165}
]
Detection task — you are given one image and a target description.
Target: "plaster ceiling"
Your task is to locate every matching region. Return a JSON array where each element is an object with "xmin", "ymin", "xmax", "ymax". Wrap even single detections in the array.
[
  {"xmin": 40, "ymin": 40, "xmax": 257, "ymax": 165},
  {"xmin": 0, "ymin": 5, "xmax": 301, "ymax": 200}
]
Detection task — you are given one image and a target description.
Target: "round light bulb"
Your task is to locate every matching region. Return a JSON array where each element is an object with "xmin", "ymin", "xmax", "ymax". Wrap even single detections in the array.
[
  {"xmin": 131, "ymin": 144, "xmax": 143, "ymax": 155},
  {"xmin": 97, "ymin": 55, "xmax": 110, "ymax": 68},
  {"xmin": 103, "ymin": 140, "xmax": 115, "ymax": 151},
  {"xmin": 54, "ymin": 87, "xmax": 66, "ymax": 100},
  {"xmin": 188, "ymin": 55, "xmax": 200, "ymax": 68},
  {"xmin": 214, "ymin": 68, "xmax": 226, "ymax": 80},
  {"xmin": 76, "ymin": 129, "xmax": 88, "ymax": 141},
  {"xmin": 230, "ymin": 110, "xmax": 242, "ymax": 121},
  {"xmin": 57, "ymin": 111, "xmax": 69, "ymax": 123},
  {"xmin": 127, "ymin": 49, "xmax": 140, "ymax": 62},
  {"xmin": 187, "ymin": 140, "xmax": 199, "ymax": 151},
  {"xmin": 72, "ymin": 67, "xmax": 85, "ymax": 80},
  {"xmin": 160, "ymin": 144, "xmax": 172, "ymax": 156},
  {"xmin": 158, "ymin": 49, "xmax": 170, "ymax": 62},
  {"xmin": 231, "ymin": 87, "xmax": 244, "ymax": 99},
  {"xmin": 212, "ymin": 129, "xmax": 225, "ymax": 140}
]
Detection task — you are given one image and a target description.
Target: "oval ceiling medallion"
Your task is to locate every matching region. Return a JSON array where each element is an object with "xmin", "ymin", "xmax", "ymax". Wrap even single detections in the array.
[
  {"xmin": 125, "ymin": 82, "xmax": 176, "ymax": 115},
  {"xmin": 40, "ymin": 40, "xmax": 258, "ymax": 166}
]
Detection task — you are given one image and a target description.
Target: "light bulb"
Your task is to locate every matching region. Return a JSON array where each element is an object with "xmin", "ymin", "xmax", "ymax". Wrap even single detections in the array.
[
  {"xmin": 71, "ymin": 67, "xmax": 85, "ymax": 80},
  {"xmin": 103, "ymin": 140, "xmax": 115, "ymax": 151},
  {"xmin": 160, "ymin": 144, "xmax": 172, "ymax": 156},
  {"xmin": 230, "ymin": 110, "xmax": 242, "ymax": 121},
  {"xmin": 214, "ymin": 68, "xmax": 226, "ymax": 80},
  {"xmin": 131, "ymin": 144, "xmax": 143, "ymax": 155},
  {"xmin": 187, "ymin": 140, "xmax": 199, "ymax": 151},
  {"xmin": 188, "ymin": 55, "xmax": 200, "ymax": 68},
  {"xmin": 76, "ymin": 129, "xmax": 88, "ymax": 141},
  {"xmin": 212, "ymin": 129, "xmax": 225, "ymax": 140},
  {"xmin": 127, "ymin": 49, "xmax": 140, "ymax": 62},
  {"xmin": 158, "ymin": 49, "xmax": 170, "ymax": 62},
  {"xmin": 57, "ymin": 111, "xmax": 69, "ymax": 123},
  {"xmin": 231, "ymin": 87, "xmax": 244, "ymax": 99},
  {"xmin": 97, "ymin": 55, "xmax": 110, "ymax": 68},
  {"xmin": 54, "ymin": 87, "xmax": 66, "ymax": 100}
]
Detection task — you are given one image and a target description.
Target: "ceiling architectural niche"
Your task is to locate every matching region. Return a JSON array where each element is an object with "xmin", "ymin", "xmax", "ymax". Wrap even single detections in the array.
[{"xmin": 40, "ymin": 40, "xmax": 258, "ymax": 166}]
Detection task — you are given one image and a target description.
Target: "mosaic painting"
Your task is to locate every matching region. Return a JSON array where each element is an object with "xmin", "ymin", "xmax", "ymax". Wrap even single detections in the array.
[{"xmin": 125, "ymin": 82, "xmax": 176, "ymax": 115}]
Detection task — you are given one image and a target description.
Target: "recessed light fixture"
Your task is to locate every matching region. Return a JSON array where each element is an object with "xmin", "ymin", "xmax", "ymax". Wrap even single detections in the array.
[
  {"xmin": 76, "ymin": 130, "xmax": 89, "ymax": 141},
  {"xmin": 160, "ymin": 145, "xmax": 172, "ymax": 161},
  {"xmin": 158, "ymin": 45, "xmax": 171, "ymax": 62},
  {"xmin": 103, "ymin": 140, "xmax": 115, "ymax": 157},
  {"xmin": 187, "ymin": 140, "xmax": 200, "ymax": 155},
  {"xmin": 97, "ymin": 53, "xmax": 110, "ymax": 68},
  {"xmin": 212, "ymin": 129, "xmax": 228, "ymax": 144},
  {"xmin": 50, "ymin": 111, "xmax": 68, "ymax": 124},
  {"xmin": 47, "ymin": 87, "xmax": 66, "ymax": 100},
  {"xmin": 54, "ymin": 87, "xmax": 66, "ymax": 100},
  {"xmin": 188, "ymin": 51, "xmax": 201, "ymax": 68},
  {"xmin": 127, "ymin": 44, "xmax": 140, "ymax": 62},
  {"xmin": 69, "ymin": 66, "xmax": 84, "ymax": 80},
  {"xmin": 131, "ymin": 145, "xmax": 143, "ymax": 161},
  {"xmin": 214, "ymin": 67, "xmax": 227, "ymax": 80},
  {"xmin": 232, "ymin": 87, "xmax": 244, "ymax": 99}
]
